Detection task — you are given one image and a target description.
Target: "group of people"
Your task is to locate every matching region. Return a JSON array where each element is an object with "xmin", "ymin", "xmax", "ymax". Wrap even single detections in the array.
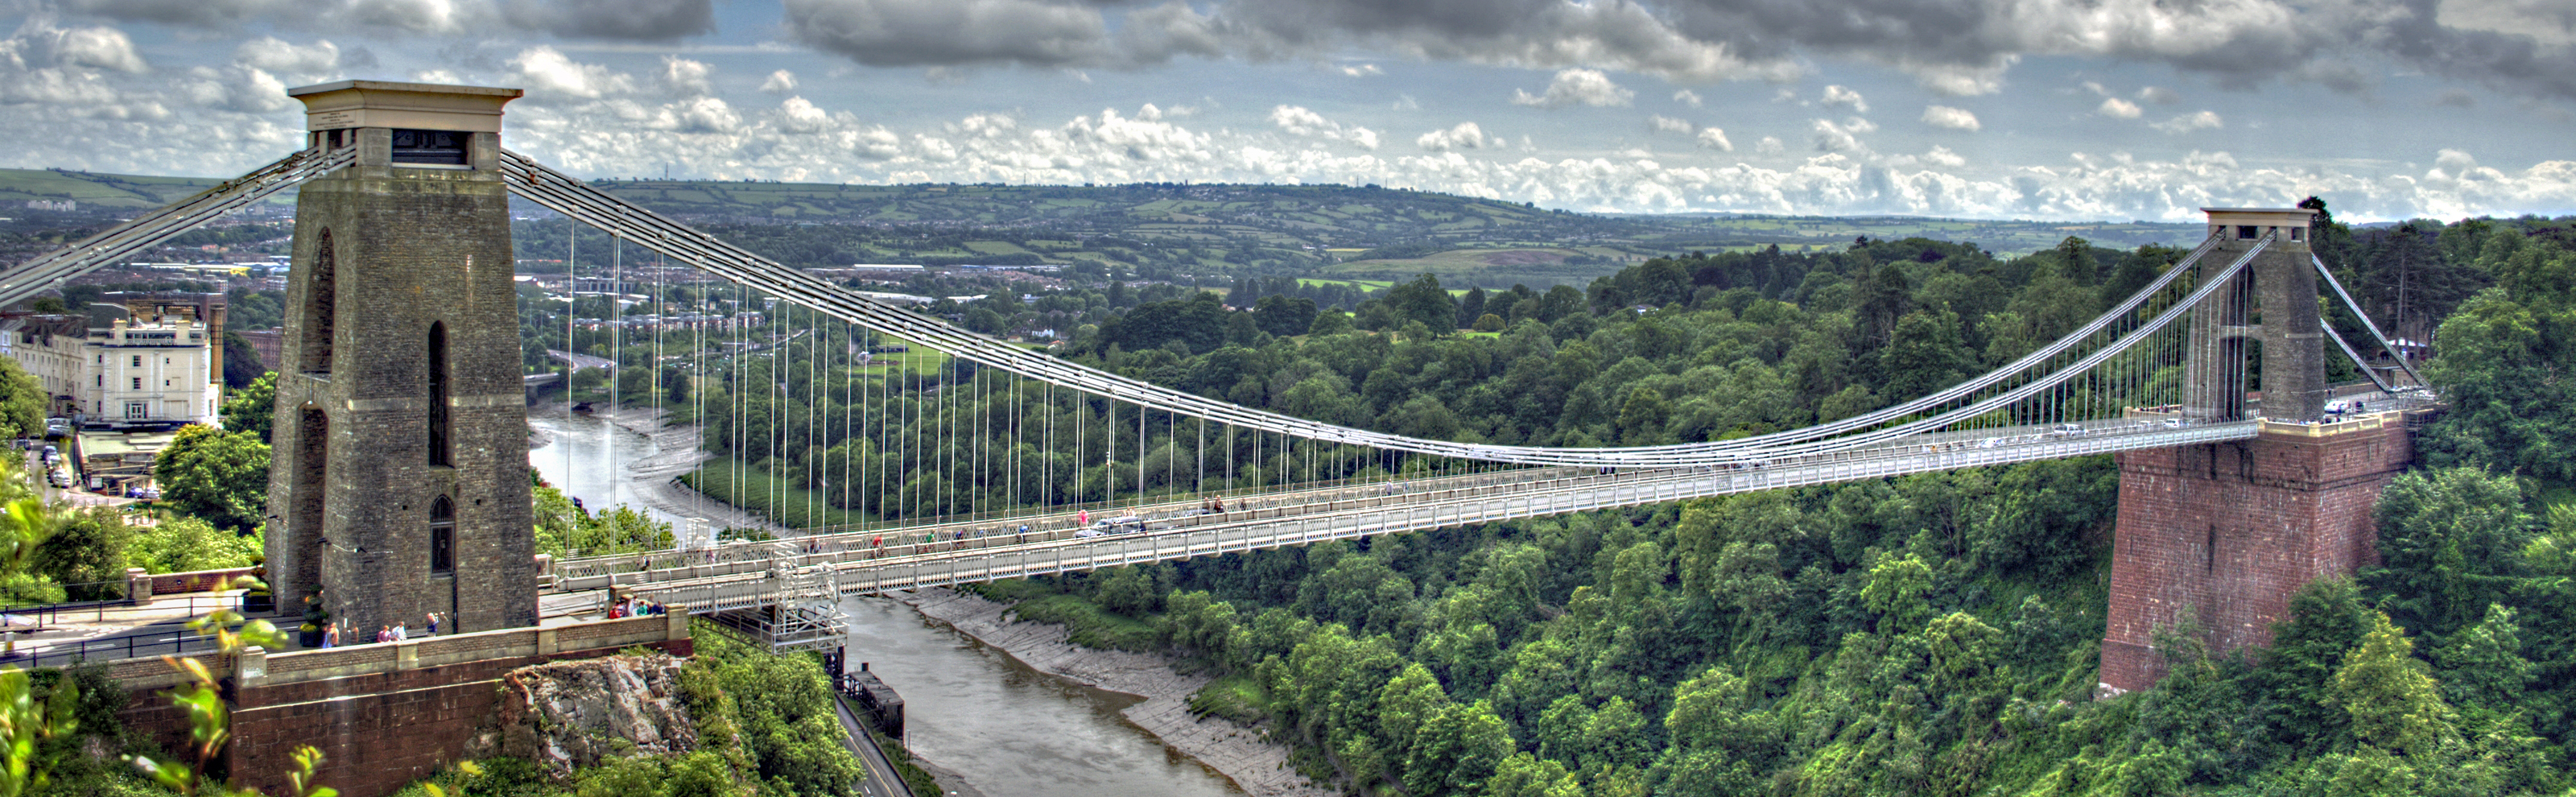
[
  {"xmin": 609, "ymin": 597, "xmax": 667, "ymax": 619},
  {"xmin": 316, "ymin": 612, "xmax": 445, "ymax": 648}
]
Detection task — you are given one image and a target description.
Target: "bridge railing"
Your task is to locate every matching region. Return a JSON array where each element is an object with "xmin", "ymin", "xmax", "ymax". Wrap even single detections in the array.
[{"xmin": 64, "ymin": 610, "xmax": 688, "ymax": 691}]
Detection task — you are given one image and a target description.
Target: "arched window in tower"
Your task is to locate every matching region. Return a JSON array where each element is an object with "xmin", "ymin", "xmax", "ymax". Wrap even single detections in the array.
[
  {"xmin": 430, "ymin": 496, "xmax": 455, "ymax": 574},
  {"xmin": 301, "ymin": 229, "xmax": 336, "ymax": 374},
  {"xmin": 428, "ymin": 322, "xmax": 450, "ymax": 465}
]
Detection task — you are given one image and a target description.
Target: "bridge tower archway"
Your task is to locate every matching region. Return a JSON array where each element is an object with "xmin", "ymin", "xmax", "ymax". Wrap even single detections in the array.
[{"xmin": 261, "ymin": 81, "xmax": 536, "ymax": 636}]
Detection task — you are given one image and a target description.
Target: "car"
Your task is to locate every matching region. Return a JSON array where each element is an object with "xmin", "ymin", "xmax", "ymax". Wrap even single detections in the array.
[
  {"xmin": 2161, "ymin": 418, "xmax": 2186, "ymax": 428},
  {"xmin": 2050, "ymin": 423, "xmax": 2086, "ymax": 437}
]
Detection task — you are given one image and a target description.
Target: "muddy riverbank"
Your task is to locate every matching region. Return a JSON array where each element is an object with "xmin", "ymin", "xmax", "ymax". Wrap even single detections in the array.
[{"xmin": 898, "ymin": 588, "xmax": 1336, "ymax": 797}]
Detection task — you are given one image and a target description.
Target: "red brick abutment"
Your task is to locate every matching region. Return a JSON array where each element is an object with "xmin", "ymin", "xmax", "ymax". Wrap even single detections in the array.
[{"xmin": 2099, "ymin": 411, "xmax": 2425, "ymax": 696}]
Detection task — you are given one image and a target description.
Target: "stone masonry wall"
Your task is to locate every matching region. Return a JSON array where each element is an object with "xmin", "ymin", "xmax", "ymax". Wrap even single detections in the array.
[
  {"xmin": 2099, "ymin": 421, "xmax": 2413, "ymax": 693},
  {"xmin": 266, "ymin": 138, "xmax": 535, "ymax": 638}
]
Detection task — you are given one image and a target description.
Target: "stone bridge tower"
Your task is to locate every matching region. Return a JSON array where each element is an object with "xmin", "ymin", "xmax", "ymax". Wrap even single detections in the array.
[
  {"xmin": 2101, "ymin": 207, "xmax": 2413, "ymax": 696},
  {"xmin": 2182, "ymin": 208, "xmax": 2330, "ymax": 423},
  {"xmin": 263, "ymin": 81, "xmax": 536, "ymax": 635}
]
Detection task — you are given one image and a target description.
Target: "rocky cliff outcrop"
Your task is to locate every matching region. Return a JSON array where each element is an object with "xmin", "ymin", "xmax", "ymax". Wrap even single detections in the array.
[{"xmin": 485, "ymin": 652, "xmax": 698, "ymax": 777}]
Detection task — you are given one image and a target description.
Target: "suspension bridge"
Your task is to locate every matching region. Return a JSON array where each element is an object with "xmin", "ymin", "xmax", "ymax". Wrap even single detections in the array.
[{"xmin": 2, "ymin": 81, "xmax": 2433, "ymax": 663}]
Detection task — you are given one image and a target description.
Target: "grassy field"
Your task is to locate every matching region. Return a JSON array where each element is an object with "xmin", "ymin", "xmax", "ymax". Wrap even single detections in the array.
[
  {"xmin": 678, "ymin": 458, "xmax": 875, "ymax": 531},
  {"xmin": 0, "ymin": 167, "xmax": 267, "ymax": 210},
  {"xmin": 1327, "ymin": 246, "xmax": 1641, "ymax": 289}
]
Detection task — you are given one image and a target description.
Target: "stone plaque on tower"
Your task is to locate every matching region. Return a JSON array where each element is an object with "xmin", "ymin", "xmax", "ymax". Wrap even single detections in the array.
[{"xmin": 264, "ymin": 81, "xmax": 535, "ymax": 635}]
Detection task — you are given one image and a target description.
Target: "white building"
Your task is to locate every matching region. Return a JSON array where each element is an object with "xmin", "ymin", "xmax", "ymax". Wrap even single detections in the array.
[{"xmin": 0, "ymin": 314, "xmax": 221, "ymax": 428}]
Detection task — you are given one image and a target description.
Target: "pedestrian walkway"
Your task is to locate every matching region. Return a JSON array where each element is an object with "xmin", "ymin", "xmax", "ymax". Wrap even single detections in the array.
[{"xmin": 2, "ymin": 588, "xmax": 249, "ymax": 666}]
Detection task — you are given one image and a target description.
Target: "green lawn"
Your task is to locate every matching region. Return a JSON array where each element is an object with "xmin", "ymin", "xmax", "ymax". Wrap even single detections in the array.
[{"xmin": 678, "ymin": 458, "xmax": 876, "ymax": 531}]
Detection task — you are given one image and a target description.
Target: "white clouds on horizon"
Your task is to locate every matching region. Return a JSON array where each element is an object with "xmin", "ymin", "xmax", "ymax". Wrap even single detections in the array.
[
  {"xmin": 1921, "ymin": 105, "xmax": 1981, "ymax": 130},
  {"xmin": 2151, "ymin": 109, "xmax": 2225, "ymax": 134},
  {"xmin": 1511, "ymin": 68, "xmax": 1634, "ymax": 108},
  {"xmin": 0, "ymin": 27, "xmax": 2569, "ymax": 223}
]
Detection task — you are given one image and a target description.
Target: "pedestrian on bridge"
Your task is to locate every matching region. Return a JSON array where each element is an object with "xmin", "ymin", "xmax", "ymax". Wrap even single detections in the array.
[{"xmin": 1077, "ymin": 508, "xmax": 1090, "ymax": 527}]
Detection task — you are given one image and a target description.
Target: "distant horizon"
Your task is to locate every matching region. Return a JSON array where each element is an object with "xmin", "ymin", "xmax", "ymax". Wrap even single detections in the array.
[{"xmin": 6, "ymin": 163, "xmax": 2548, "ymax": 228}]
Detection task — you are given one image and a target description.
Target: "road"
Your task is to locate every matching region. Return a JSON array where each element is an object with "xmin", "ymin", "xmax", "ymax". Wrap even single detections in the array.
[
  {"xmin": 546, "ymin": 349, "xmax": 618, "ymax": 371},
  {"xmin": 832, "ymin": 692, "xmax": 915, "ymax": 797}
]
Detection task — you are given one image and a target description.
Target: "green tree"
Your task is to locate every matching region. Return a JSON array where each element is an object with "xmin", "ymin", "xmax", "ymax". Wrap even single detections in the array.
[
  {"xmin": 1877, "ymin": 309, "xmax": 1975, "ymax": 399},
  {"xmin": 2429, "ymin": 603, "xmax": 2532, "ymax": 711},
  {"xmin": 1308, "ymin": 308, "xmax": 1353, "ymax": 336},
  {"xmin": 2368, "ymin": 468, "xmax": 2533, "ymax": 634},
  {"xmin": 29, "ymin": 507, "xmax": 127, "ymax": 600},
  {"xmin": 127, "ymin": 517, "xmax": 262, "ymax": 574},
  {"xmin": 151, "ymin": 425, "xmax": 270, "ymax": 532},
  {"xmin": 1406, "ymin": 700, "xmax": 1515, "ymax": 797},
  {"xmin": 218, "ymin": 332, "xmax": 265, "ymax": 389},
  {"xmin": 219, "ymin": 371, "xmax": 277, "ymax": 444},
  {"xmin": 0, "ymin": 358, "xmax": 42, "ymax": 442},
  {"xmin": 1387, "ymin": 273, "xmax": 1459, "ymax": 332},
  {"xmin": 2331, "ymin": 612, "xmax": 2461, "ymax": 758}
]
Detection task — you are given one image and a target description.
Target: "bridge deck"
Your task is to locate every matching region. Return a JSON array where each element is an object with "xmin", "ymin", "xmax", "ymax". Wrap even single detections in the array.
[{"xmin": 567, "ymin": 413, "xmax": 2421, "ymax": 613}]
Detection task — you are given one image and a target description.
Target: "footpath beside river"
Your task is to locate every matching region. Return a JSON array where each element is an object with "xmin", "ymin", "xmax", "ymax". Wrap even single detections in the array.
[{"xmin": 899, "ymin": 588, "xmax": 1338, "ymax": 797}]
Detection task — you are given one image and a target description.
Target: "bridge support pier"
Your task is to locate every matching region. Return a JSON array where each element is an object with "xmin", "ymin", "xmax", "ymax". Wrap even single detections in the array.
[{"xmin": 2099, "ymin": 417, "xmax": 2413, "ymax": 696}]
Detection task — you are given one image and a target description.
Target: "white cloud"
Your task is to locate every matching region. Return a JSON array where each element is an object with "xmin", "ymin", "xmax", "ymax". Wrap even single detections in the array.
[
  {"xmin": 1340, "ymin": 63, "xmax": 1382, "ymax": 76},
  {"xmin": 1922, "ymin": 105, "xmax": 1982, "ymax": 130},
  {"xmin": 1810, "ymin": 117, "xmax": 1876, "ymax": 153},
  {"xmin": 2138, "ymin": 86, "xmax": 2181, "ymax": 105},
  {"xmin": 1821, "ymin": 85, "xmax": 1868, "ymax": 112},
  {"xmin": 2151, "ymin": 109, "xmax": 2225, "ymax": 134},
  {"xmin": 231, "ymin": 38, "xmax": 340, "ymax": 80},
  {"xmin": 1673, "ymin": 89, "xmax": 1703, "ymax": 108},
  {"xmin": 1649, "ymin": 114, "xmax": 1695, "ymax": 134},
  {"xmin": 654, "ymin": 96, "xmax": 741, "ymax": 133},
  {"xmin": 1756, "ymin": 136, "xmax": 1785, "ymax": 155},
  {"xmin": 762, "ymin": 69, "xmax": 798, "ymax": 93},
  {"xmin": 663, "ymin": 56, "xmax": 714, "ymax": 96},
  {"xmin": 1, "ymin": 18, "xmax": 150, "ymax": 74},
  {"xmin": 1696, "ymin": 127, "xmax": 1734, "ymax": 151},
  {"xmin": 1268, "ymin": 105, "xmax": 1380, "ymax": 149},
  {"xmin": 774, "ymin": 96, "xmax": 833, "ymax": 134},
  {"xmin": 1905, "ymin": 56, "xmax": 2013, "ymax": 97},
  {"xmin": 1922, "ymin": 145, "xmax": 1966, "ymax": 167},
  {"xmin": 509, "ymin": 46, "xmax": 636, "ymax": 100},
  {"xmin": 1416, "ymin": 122, "xmax": 1491, "ymax": 151},
  {"xmin": 2097, "ymin": 97, "xmax": 2143, "ymax": 118},
  {"xmin": 1511, "ymin": 68, "xmax": 1634, "ymax": 109}
]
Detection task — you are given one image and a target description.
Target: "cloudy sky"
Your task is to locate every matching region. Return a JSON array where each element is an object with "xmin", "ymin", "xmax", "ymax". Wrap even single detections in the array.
[{"xmin": 3, "ymin": 0, "xmax": 2574, "ymax": 221}]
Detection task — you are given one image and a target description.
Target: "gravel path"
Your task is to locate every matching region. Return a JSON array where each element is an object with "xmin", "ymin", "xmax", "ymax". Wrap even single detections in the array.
[{"xmin": 900, "ymin": 588, "xmax": 1338, "ymax": 797}]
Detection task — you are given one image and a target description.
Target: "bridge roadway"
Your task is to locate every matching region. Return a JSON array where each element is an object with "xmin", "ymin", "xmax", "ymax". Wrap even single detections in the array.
[{"xmin": 553, "ymin": 412, "xmax": 2376, "ymax": 613}]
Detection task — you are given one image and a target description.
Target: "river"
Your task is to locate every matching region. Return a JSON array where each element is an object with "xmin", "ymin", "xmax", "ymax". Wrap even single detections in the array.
[
  {"xmin": 836, "ymin": 597, "xmax": 1245, "ymax": 797},
  {"xmin": 528, "ymin": 410, "xmax": 673, "ymax": 520},
  {"xmin": 530, "ymin": 413, "xmax": 1245, "ymax": 797}
]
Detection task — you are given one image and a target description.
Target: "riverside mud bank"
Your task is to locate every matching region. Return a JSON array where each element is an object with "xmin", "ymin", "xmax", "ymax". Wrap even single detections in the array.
[{"xmin": 899, "ymin": 588, "xmax": 1337, "ymax": 797}]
